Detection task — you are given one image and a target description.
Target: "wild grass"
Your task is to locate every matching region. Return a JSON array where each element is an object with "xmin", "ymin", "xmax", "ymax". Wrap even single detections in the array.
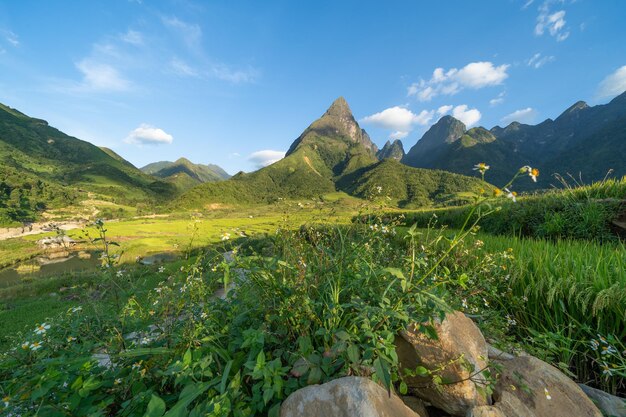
[{"xmin": 367, "ymin": 176, "xmax": 626, "ymax": 242}]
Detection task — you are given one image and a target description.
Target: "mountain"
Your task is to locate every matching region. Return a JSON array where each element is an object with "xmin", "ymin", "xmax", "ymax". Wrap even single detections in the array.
[
  {"xmin": 141, "ymin": 158, "xmax": 230, "ymax": 191},
  {"xmin": 177, "ymin": 98, "xmax": 487, "ymax": 209},
  {"xmin": 402, "ymin": 91, "xmax": 626, "ymax": 189},
  {"xmin": 376, "ymin": 139, "xmax": 405, "ymax": 161},
  {"xmin": 0, "ymin": 103, "xmax": 174, "ymax": 224}
]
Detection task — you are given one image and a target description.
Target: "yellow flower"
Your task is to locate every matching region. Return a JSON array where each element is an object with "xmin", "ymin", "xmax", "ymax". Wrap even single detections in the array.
[
  {"xmin": 30, "ymin": 341, "xmax": 43, "ymax": 351},
  {"xmin": 473, "ymin": 162, "xmax": 490, "ymax": 174},
  {"xmin": 34, "ymin": 323, "xmax": 50, "ymax": 335},
  {"xmin": 504, "ymin": 188, "xmax": 517, "ymax": 202},
  {"xmin": 493, "ymin": 188, "xmax": 502, "ymax": 197},
  {"xmin": 21, "ymin": 342, "xmax": 29, "ymax": 350},
  {"xmin": 530, "ymin": 168, "xmax": 539, "ymax": 182},
  {"xmin": 544, "ymin": 387, "xmax": 552, "ymax": 400},
  {"xmin": 67, "ymin": 336, "xmax": 77, "ymax": 342},
  {"xmin": 2, "ymin": 396, "xmax": 9, "ymax": 408}
]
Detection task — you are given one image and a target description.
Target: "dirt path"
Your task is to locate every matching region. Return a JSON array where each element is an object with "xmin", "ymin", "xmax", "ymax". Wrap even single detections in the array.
[{"xmin": 0, "ymin": 221, "xmax": 87, "ymax": 241}]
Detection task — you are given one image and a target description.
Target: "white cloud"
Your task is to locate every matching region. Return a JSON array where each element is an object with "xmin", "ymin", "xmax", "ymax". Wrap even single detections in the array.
[
  {"xmin": 162, "ymin": 16, "xmax": 202, "ymax": 51},
  {"xmin": 170, "ymin": 57, "xmax": 199, "ymax": 77},
  {"xmin": 360, "ymin": 106, "xmax": 434, "ymax": 139},
  {"xmin": 535, "ymin": 3, "xmax": 570, "ymax": 41},
  {"xmin": 408, "ymin": 61, "xmax": 509, "ymax": 101},
  {"xmin": 501, "ymin": 107, "xmax": 538, "ymax": 125},
  {"xmin": 3, "ymin": 30, "xmax": 19, "ymax": 46},
  {"xmin": 248, "ymin": 150, "xmax": 285, "ymax": 168},
  {"xmin": 125, "ymin": 124, "xmax": 173, "ymax": 145},
  {"xmin": 390, "ymin": 131, "xmax": 409, "ymax": 140},
  {"xmin": 120, "ymin": 30, "xmax": 143, "ymax": 46},
  {"xmin": 452, "ymin": 105, "xmax": 482, "ymax": 127},
  {"xmin": 597, "ymin": 66, "xmax": 626, "ymax": 99},
  {"xmin": 527, "ymin": 52, "xmax": 555, "ymax": 69},
  {"xmin": 212, "ymin": 64, "xmax": 259, "ymax": 84},
  {"xmin": 522, "ymin": 0, "xmax": 535, "ymax": 9},
  {"xmin": 490, "ymin": 91, "xmax": 506, "ymax": 106},
  {"xmin": 437, "ymin": 105, "xmax": 453, "ymax": 116},
  {"xmin": 76, "ymin": 59, "xmax": 131, "ymax": 91}
]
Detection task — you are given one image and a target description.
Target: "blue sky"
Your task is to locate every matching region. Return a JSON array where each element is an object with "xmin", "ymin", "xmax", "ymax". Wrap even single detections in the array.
[{"xmin": 0, "ymin": 1, "xmax": 625, "ymax": 174}]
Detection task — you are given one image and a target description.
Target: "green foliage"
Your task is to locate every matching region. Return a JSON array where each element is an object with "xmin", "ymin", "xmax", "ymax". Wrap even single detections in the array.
[
  {"xmin": 380, "ymin": 176, "xmax": 626, "ymax": 242},
  {"xmin": 0, "ymin": 103, "xmax": 176, "ymax": 225}
]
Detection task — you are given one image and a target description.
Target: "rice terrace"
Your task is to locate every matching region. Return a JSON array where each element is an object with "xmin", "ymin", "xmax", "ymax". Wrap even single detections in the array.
[{"xmin": 0, "ymin": 2, "xmax": 625, "ymax": 416}]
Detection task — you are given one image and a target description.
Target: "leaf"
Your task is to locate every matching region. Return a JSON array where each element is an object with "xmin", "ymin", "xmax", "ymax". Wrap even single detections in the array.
[
  {"xmin": 307, "ymin": 367, "xmax": 322, "ymax": 385},
  {"xmin": 383, "ymin": 267, "xmax": 405, "ymax": 279},
  {"xmin": 163, "ymin": 382, "xmax": 212, "ymax": 417},
  {"xmin": 144, "ymin": 394, "xmax": 166, "ymax": 417},
  {"xmin": 119, "ymin": 347, "xmax": 171, "ymax": 358},
  {"xmin": 373, "ymin": 358, "xmax": 391, "ymax": 393},
  {"xmin": 399, "ymin": 381, "xmax": 408, "ymax": 395},
  {"xmin": 183, "ymin": 348, "xmax": 192, "ymax": 367},
  {"xmin": 346, "ymin": 345, "xmax": 360, "ymax": 364},
  {"xmin": 415, "ymin": 366, "xmax": 429, "ymax": 377},
  {"xmin": 219, "ymin": 360, "xmax": 233, "ymax": 394}
]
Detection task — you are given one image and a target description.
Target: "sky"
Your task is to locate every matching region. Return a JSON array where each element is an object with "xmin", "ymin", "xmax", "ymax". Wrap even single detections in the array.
[{"xmin": 0, "ymin": 1, "xmax": 625, "ymax": 174}]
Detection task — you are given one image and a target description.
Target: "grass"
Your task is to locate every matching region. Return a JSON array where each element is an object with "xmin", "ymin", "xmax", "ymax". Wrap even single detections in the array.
[{"xmin": 364, "ymin": 175, "xmax": 626, "ymax": 242}]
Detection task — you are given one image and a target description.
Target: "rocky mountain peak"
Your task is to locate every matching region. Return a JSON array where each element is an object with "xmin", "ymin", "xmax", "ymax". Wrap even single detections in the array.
[
  {"xmin": 377, "ymin": 139, "xmax": 405, "ymax": 161},
  {"xmin": 285, "ymin": 97, "xmax": 378, "ymax": 156}
]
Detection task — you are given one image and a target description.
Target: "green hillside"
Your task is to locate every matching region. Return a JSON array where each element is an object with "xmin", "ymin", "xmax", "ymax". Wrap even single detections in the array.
[
  {"xmin": 0, "ymin": 103, "xmax": 175, "ymax": 224},
  {"xmin": 339, "ymin": 159, "xmax": 489, "ymax": 207},
  {"xmin": 141, "ymin": 158, "xmax": 230, "ymax": 192}
]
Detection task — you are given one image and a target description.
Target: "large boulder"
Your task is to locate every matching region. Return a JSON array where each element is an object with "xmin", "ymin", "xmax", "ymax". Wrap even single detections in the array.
[
  {"xmin": 280, "ymin": 376, "xmax": 427, "ymax": 417},
  {"xmin": 578, "ymin": 384, "xmax": 626, "ymax": 417},
  {"xmin": 467, "ymin": 405, "xmax": 506, "ymax": 417},
  {"xmin": 493, "ymin": 356, "xmax": 602, "ymax": 417},
  {"xmin": 396, "ymin": 311, "xmax": 489, "ymax": 416}
]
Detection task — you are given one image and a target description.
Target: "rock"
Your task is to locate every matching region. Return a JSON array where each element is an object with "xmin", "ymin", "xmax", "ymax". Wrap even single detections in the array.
[
  {"xmin": 493, "ymin": 355, "xmax": 602, "ymax": 417},
  {"xmin": 467, "ymin": 405, "xmax": 506, "ymax": 417},
  {"xmin": 396, "ymin": 311, "xmax": 489, "ymax": 416},
  {"xmin": 487, "ymin": 344, "xmax": 514, "ymax": 361},
  {"xmin": 578, "ymin": 384, "xmax": 626, "ymax": 417},
  {"xmin": 402, "ymin": 396, "xmax": 429, "ymax": 416},
  {"xmin": 280, "ymin": 376, "xmax": 426, "ymax": 417}
]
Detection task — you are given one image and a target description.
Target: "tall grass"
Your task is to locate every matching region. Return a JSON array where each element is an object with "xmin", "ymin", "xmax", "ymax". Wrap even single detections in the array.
[
  {"xmin": 365, "ymin": 176, "xmax": 626, "ymax": 242},
  {"xmin": 472, "ymin": 233, "xmax": 626, "ymax": 393}
]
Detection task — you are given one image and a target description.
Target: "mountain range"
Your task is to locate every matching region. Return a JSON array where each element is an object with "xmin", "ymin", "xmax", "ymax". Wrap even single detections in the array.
[
  {"xmin": 141, "ymin": 158, "xmax": 230, "ymax": 191},
  {"xmin": 178, "ymin": 98, "xmax": 486, "ymax": 209},
  {"xmin": 402, "ymin": 91, "xmax": 626, "ymax": 188},
  {"xmin": 1, "ymin": 90, "xmax": 625, "ymax": 224}
]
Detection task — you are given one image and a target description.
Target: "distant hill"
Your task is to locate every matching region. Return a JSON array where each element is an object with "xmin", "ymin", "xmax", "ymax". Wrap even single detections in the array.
[
  {"xmin": 0, "ymin": 103, "xmax": 174, "ymax": 224},
  {"xmin": 177, "ymin": 98, "xmax": 487, "ymax": 209},
  {"xmin": 141, "ymin": 158, "xmax": 230, "ymax": 191},
  {"xmin": 376, "ymin": 139, "xmax": 405, "ymax": 161},
  {"xmin": 402, "ymin": 91, "xmax": 626, "ymax": 189}
]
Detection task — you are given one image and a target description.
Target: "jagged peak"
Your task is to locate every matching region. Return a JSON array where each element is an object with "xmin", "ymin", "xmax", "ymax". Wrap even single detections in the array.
[
  {"xmin": 557, "ymin": 100, "xmax": 589, "ymax": 120},
  {"xmin": 324, "ymin": 96, "xmax": 352, "ymax": 118}
]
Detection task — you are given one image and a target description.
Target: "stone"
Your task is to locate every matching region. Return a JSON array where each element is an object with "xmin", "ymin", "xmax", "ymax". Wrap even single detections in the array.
[
  {"xmin": 401, "ymin": 396, "xmax": 429, "ymax": 416},
  {"xmin": 280, "ymin": 376, "xmax": 426, "ymax": 417},
  {"xmin": 493, "ymin": 355, "xmax": 602, "ymax": 417},
  {"xmin": 578, "ymin": 384, "xmax": 626, "ymax": 417},
  {"xmin": 487, "ymin": 344, "xmax": 514, "ymax": 361},
  {"xmin": 396, "ymin": 311, "xmax": 489, "ymax": 416},
  {"xmin": 467, "ymin": 405, "xmax": 506, "ymax": 417}
]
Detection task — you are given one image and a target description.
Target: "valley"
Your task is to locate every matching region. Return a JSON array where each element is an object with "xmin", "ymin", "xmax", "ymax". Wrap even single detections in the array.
[{"xmin": 1, "ymin": 93, "xmax": 625, "ymax": 417}]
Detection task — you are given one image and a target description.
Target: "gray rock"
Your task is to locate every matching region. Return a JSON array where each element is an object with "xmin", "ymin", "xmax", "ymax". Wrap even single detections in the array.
[
  {"xmin": 578, "ymin": 384, "xmax": 626, "ymax": 417},
  {"xmin": 396, "ymin": 311, "xmax": 489, "ymax": 416},
  {"xmin": 280, "ymin": 376, "xmax": 426, "ymax": 417},
  {"xmin": 467, "ymin": 405, "xmax": 506, "ymax": 417},
  {"xmin": 493, "ymin": 355, "xmax": 602, "ymax": 417}
]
